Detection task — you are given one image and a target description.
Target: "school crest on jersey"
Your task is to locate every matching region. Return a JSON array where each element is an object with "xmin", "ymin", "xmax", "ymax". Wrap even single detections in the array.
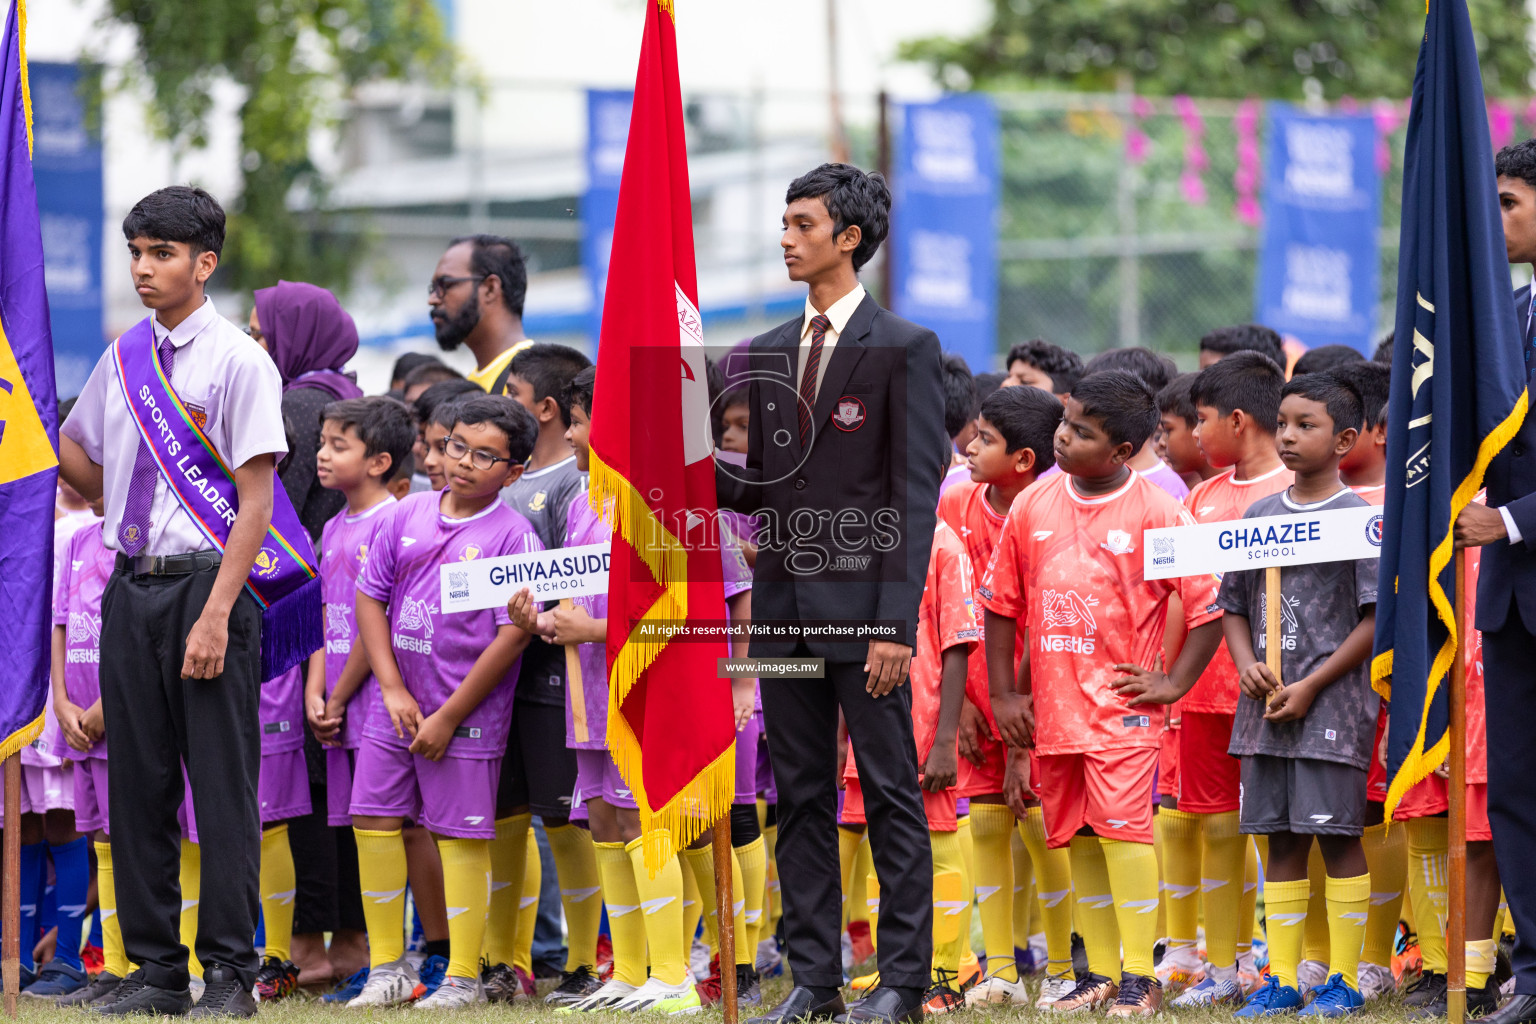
[
  {"xmin": 832, "ymin": 396, "xmax": 866, "ymax": 431},
  {"xmin": 457, "ymin": 544, "xmax": 483, "ymax": 562},
  {"xmin": 528, "ymin": 491, "xmax": 547, "ymax": 512},
  {"xmin": 1100, "ymin": 529, "xmax": 1135, "ymax": 556}
]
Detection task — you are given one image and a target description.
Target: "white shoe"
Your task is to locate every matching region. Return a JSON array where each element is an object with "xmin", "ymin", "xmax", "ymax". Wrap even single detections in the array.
[
  {"xmin": 609, "ymin": 976, "xmax": 703, "ymax": 1015},
  {"xmin": 560, "ymin": 978, "xmax": 638, "ymax": 1013},
  {"xmin": 1155, "ymin": 942, "xmax": 1205, "ymax": 992},
  {"xmin": 1028, "ymin": 933, "xmax": 1048, "ymax": 973},
  {"xmin": 965, "ymin": 976, "xmax": 1027, "ymax": 1006},
  {"xmin": 1297, "ymin": 958, "xmax": 1329, "ymax": 994},
  {"xmin": 1171, "ymin": 967, "xmax": 1243, "ymax": 1007},
  {"xmin": 756, "ymin": 938, "xmax": 782, "ymax": 976},
  {"xmin": 188, "ymin": 977, "xmax": 205, "ymax": 1004},
  {"xmin": 1237, "ymin": 949, "xmax": 1265, "ymax": 995},
  {"xmin": 1356, "ymin": 961, "xmax": 1395, "ymax": 1000},
  {"xmin": 689, "ymin": 936, "xmax": 711, "ymax": 981},
  {"xmin": 413, "ymin": 976, "xmax": 485, "ymax": 1010},
  {"xmin": 348, "ymin": 959, "xmax": 425, "ymax": 1008},
  {"xmin": 1036, "ymin": 973, "xmax": 1078, "ymax": 1009}
]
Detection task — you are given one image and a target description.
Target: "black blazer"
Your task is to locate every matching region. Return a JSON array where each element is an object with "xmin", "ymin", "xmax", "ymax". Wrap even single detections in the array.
[
  {"xmin": 1477, "ymin": 283, "xmax": 1536, "ymax": 633},
  {"xmin": 716, "ymin": 294, "xmax": 951, "ymax": 659}
]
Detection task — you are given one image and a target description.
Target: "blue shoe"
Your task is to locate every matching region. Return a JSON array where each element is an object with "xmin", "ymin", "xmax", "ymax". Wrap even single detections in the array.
[
  {"xmin": 1235, "ymin": 975, "xmax": 1306, "ymax": 1017},
  {"xmin": 418, "ymin": 954, "xmax": 449, "ymax": 997},
  {"xmin": 20, "ymin": 961, "xmax": 85, "ymax": 999},
  {"xmin": 1298, "ymin": 975, "xmax": 1364, "ymax": 1017},
  {"xmin": 322, "ymin": 967, "xmax": 369, "ymax": 1003}
]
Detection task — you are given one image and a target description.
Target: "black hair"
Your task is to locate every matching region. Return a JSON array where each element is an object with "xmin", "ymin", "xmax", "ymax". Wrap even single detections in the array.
[
  {"xmin": 390, "ymin": 352, "xmax": 446, "ymax": 388},
  {"xmin": 448, "ymin": 234, "xmax": 528, "ymax": 317},
  {"xmin": 784, "ymin": 163, "xmax": 891, "ymax": 272},
  {"xmin": 1280, "ymin": 372, "xmax": 1363, "ymax": 436},
  {"xmin": 1330, "ymin": 361, "xmax": 1391, "ymax": 429},
  {"xmin": 940, "ymin": 352, "xmax": 977, "ymax": 439},
  {"xmin": 411, "ymin": 377, "xmax": 480, "ymax": 426},
  {"xmin": 320, "ymin": 396, "xmax": 417, "ymax": 483},
  {"xmin": 404, "ymin": 361, "xmax": 463, "ymax": 392},
  {"xmin": 1156, "ymin": 373, "xmax": 1200, "ymax": 429},
  {"xmin": 450, "ymin": 393, "xmax": 538, "ymax": 463},
  {"xmin": 1291, "ymin": 344, "xmax": 1364, "ymax": 376},
  {"xmin": 565, "ymin": 366, "xmax": 596, "ymax": 419},
  {"xmin": 973, "ymin": 371, "xmax": 1007, "ymax": 410},
  {"xmin": 1189, "ymin": 351, "xmax": 1284, "ymax": 432},
  {"xmin": 384, "ymin": 387, "xmax": 407, "ymax": 403},
  {"xmin": 1005, "ymin": 339, "xmax": 1083, "ymax": 393},
  {"xmin": 1372, "ymin": 332, "xmax": 1394, "ymax": 365},
  {"xmin": 1071, "ymin": 370, "xmax": 1158, "ymax": 451},
  {"xmin": 1496, "ymin": 138, "xmax": 1536, "ymax": 190},
  {"xmin": 1083, "ymin": 346, "xmax": 1177, "ymax": 394},
  {"xmin": 429, "ymin": 399, "xmax": 465, "ymax": 432},
  {"xmin": 1198, "ymin": 324, "xmax": 1286, "ymax": 368},
  {"xmin": 122, "ymin": 186, "xmax": 225, "ymax": 258},
  {"xmin": 394, "ymin": 449, "xmax": 415, "ymax": 480},
  {"xmin": 58, "ymin": 395, "xmax": 77, "ymax": 422},
  {"xmin": 509, "ymin": 342, "xmax": 593, "ymax": 427},
  {"xmin": 978, "ymin": 384, "xmax": 1063, "ymax": 474}
]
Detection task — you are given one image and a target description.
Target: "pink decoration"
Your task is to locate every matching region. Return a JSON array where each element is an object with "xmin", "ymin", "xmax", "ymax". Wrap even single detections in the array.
[
  {"xmin": 1130, "ymin": 95, "xmax": 1155, "ymax": 119},
  {"xmin": 1524, "ymin": 97, "xmax": 1536, "ymax": 130},
  {"xmin": 1173, "ymin": 95, "xmax": 1208, "ymax": 205},
  {"xmin": 1180, "ymin": 170, "xmax": 1208, "ymax": 205},
  {"xmin": 1373, "ymin": 99, "xmax": 1403, "ymax": 175},
  {"xmin": 1126, "ymin": 129, "xmax": 1150, "ymax": 164},
  {"xmin": 1232, "ymin": 99, "xmax": 1262, "ymax": 227},
  {"xmin": 1490, "ymin": 100, "xmax": 1515, "ymax": 152}
]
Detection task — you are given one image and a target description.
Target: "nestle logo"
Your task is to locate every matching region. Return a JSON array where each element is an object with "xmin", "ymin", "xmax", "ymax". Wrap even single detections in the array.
[
  {"xmin": 449, "ymin": 570, "xmax": 469, "ymax": 590},
  {"xmin": 1151, "ymin": 535, "xmax": 1176, "ymax": 566}
]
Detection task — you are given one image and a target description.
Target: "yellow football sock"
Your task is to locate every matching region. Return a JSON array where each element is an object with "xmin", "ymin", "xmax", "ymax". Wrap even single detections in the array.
[
  {"xmin": 1023, "ymin": 808, "xmax": 1075, "ymax": 978},
  {"xmin": 930, "ymin": 829, "xmax": 968, "ymax": 978},
  {"xmin": 955, "ymin": 816, "xmax": 976, "ymax": 971},
  {"xmin": 1069, "ymin": 836, "xmax": 1120, "ymax": 979},
  {"xmin": 1239, "ymin": 836, "xmax": 1259, "ymax": 959},
  {"xmin": 628, "ymin": 832, "xmax": 688, "ymax": 986},
  {"xmin": 178, "ymin": 839, "xmax": 203, "ymax": 980},
  {"xmin": 485, "ymin": 813, "xmax": 530, "ymax": 968},
  {"xmin": 1502, "ymin": 892, "xmax": 1515, "ymax": 938},
  {"xmin": 682, "ymin": 843, "xmax": 750, "ymax": 965},
  {"xmin": 1468, "ymin": 938, "xmax": 1498, "ymax": 990},
  {"xmin": 95, "ymin": 841, "xmax": 131, "ymax": 978},
  {"xmin": 1101, "ymin": 838, "xmax": 1160, "ymax": 978},
  {"xmin": 514, "ymin": 828, "xmax": 540, "ymax": 974},
  {"xmin": 1402, "ymin": 870, "xmax": 1418, "ymax": 935},
  {"xmin": 1010, "ymin": 827, "xmax": 1032, "ymax": 954},
  {"xmin": 866, "ymin": 871, "xmax": 881, "ymax": 953},
  {"xmin": 838, "ymin": 826, "xmax": 863, "ymax": 924},
  {"xmin": 259, "ymin": 824, "xmax": 296, "ymax": 963},
  {"xmin": 1202, "ymin": 811, "xmax": 1247, "ymax": 970},
  {"xmin": 680, "ymin": 851, "xmax": 704, "ymax": 952},
  {"xmin": 1361, "ymin": 822, "xmax": 1406, "ymax": 967},
  {"xmin": 1496, "ymin": 902, "xmax": 1509, "ymax": 944},
  {"xmin": 1304, "ymin": 843, "xmax": 1330, "ymax": 968},
  {"xmin": 1153, "ymin": 809, "xmax": 1168, "ymax": 942},
  {"xmin": 354, "ymin": 828, "xmax": 408, "ymax": 968},
  {"xmin": 969, "ymin": 804, "xmax": 1018, "ymax": 983},
  {"xmin": 850, "ymin": 837, "xmax": 872, "ymax": 929},
  {"xmin": 1265, "ymin": 877, "xmax": 1311, "ymax": 988},
  {"xmin": 595, "ymin": 842, "xmax": 645, "ymax": 986},
  {"xmin": 547, "ymin": 824, "xmax": 602, "ymax": 971},
  {"xmin": 1159, "ymin": 808, "xmax": 1201, "ymax": 948},
  {"xmin": 763, "ymin": 821, "xmax": 782, "ymax": 935},
  {"xmin": 1407, "ymin": 816, "xmax": 1449, "ymax": 974},
  {"xmin": 1325, "ymin": 873, "xmax": 1370, "ymax": 990},
  {"xmin": 438, "ymin": 837, "xmax": 491, "ymax": 980},
  {"xmin": 737, "ymin": 836, "xmax": 767, "ymax": 952}
]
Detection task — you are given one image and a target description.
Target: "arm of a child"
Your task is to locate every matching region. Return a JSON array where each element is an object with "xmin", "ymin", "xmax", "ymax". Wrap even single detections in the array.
[
  {"xmin": 1224, "ymin": 611, "xmax": 1280, "ymax": 699},
  {"xmin": 411, "ymin": 622, "xmax": 534, "ymax": 761},
  {"xmin": 986, "ymin": 609, "xmax": 1033, "ymax": 749},
  {"xmin": 1114, "ymin": 619, "xmax": 1224, "ymax": 706},
  {"xmin": 304, "ymin": 648, "xmax": 342, "ymax": 744},
  {"xmin": 922, "ymin": 644, "xmax": 970, "ymax": 792},
  {"xmin": 51, "ymin": 626, "xmax": 89, "ymax": 752},
  {"xmin": 328, "ymin": 641, "xmax": 373, "ymax": 713},
  {"xmin": 356, "ymin": 592, "xmax": 421, "ymax": 740},
  {"xmin": 727, "ymin": 591, "xmax": 755, "ymax": 730},
  {"xmin": 1265, "ymin": 606, "xmax": 1377, "ymax": 723}
]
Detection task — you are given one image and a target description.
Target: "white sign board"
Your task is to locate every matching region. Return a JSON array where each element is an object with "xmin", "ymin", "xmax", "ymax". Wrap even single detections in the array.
[
  {"xmin": 440, "ymin": 542, "xmax": 610, "ymax": 613},
  {"xmin": 1144, "ymin": 504, "xmax": 1383, "ymax": 580}
]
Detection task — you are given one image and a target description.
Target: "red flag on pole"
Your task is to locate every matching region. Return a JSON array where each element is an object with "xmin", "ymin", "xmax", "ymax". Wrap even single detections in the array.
[{"xmin": 588, "ymin": 0, "xmax": 734, "ymax": 870}]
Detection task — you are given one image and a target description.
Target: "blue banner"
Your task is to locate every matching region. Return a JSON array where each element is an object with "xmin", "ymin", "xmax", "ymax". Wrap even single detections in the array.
[
  {"xmin": 583, "ymin": 88, "xmax": 632, "ymax": 346},
  {"xmin": 1254, "ymin": 104, "xmax": 1380, "ymax": 354},
  {"xmin": 893, "ymin": 94, "xmax": 999, "ymax": 372},
  {"xmin": 29, "ymin": 62, "xmax": 102, "ymax": 398}
]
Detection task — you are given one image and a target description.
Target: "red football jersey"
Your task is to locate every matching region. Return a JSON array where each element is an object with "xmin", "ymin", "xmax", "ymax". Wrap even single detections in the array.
[
  {"xmin": 977, "ymin": 472, "xmax": 1221, "ymax": 756},
  {"xmin": 908, "ymin": 520, "xmax": 981, "ymax": 762},
  {"xmin": 1179, "ymin": 465, "xmax": 1293, "ymax": 713}
]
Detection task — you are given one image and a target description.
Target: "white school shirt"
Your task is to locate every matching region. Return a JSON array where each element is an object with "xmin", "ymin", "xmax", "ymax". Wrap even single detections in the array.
[
  {"xmin": 61, "ymin": 297, "xmax": 288, "ymax": 557},
  {"xmin": 797, "ymin": 283, "xmax": 866, "ymax": 403}
]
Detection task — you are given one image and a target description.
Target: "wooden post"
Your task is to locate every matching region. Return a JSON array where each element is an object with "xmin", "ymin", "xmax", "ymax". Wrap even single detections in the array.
[
  {"xmin": 3, "ymin": 753, "xmax": 19, "ymax": 1018},
  {"xmin": 714, "ymin": 823, "xmax": 737, "ymax": 1022},
  {"xmin": 560, "ymin": 599, "xmax": 589, "ymax": 744},
  {"xmin": 877, "ymin": 89, "xmax": 892, "ymax": 307},
  {"xmin": 1447, "ymin": 549, "xmax": 1467, "ymax": 1024},
  {"xmin": 1265, "ymin": 567, "xmax": 1282, "ymax": 678}
]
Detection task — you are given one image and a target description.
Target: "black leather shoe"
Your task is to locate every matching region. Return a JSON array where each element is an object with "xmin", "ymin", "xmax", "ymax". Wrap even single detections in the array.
[
  {"xmin": 836, "ymin": 986, "xmax": 923, "ymax": 1024},
  {"xmin": 1407, "ymin": 979, "xmax": 1502, "ymax": 1019},
  {"xmin": 746, "ymin": 986, "xmax": 847, "ymax": 1024},
  {"xmin": 1484, "ymin": 992, "xmax": 1536, "ymax": 1024},
  {"xmin": 186, "ymin": 964, "xmax": 257, "ymax": 1019},
  {"xmin": 92, "ymin": 971, "xmax": 192, "ymax": 1016}
]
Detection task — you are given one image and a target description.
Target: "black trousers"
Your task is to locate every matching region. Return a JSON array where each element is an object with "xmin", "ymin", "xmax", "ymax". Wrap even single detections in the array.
[
  {"xmin": 1482, "ymin": 614, "xmax": 1536, "ymax": 992},
  {"xmin": 100, "ymin": 565, "xmax": 262, "ymax": 990},
  {"xmin": 760, "ymin": 659, "xmax": 933, "ymax": 990},
  {"xmin": 288, "ymin": 784, "xmax": 366, "ymax": 936}
]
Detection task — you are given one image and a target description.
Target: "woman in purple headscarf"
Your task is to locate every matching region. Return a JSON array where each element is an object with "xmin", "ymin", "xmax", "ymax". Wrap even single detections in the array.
[{"xmin": 248, "ymin": 280, "xmax": 364, "ymax": 541}]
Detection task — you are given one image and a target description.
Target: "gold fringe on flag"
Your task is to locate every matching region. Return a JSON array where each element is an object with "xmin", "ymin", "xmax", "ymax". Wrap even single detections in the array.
[{"xmin": 0, "ymin": 711, "xmax": 45, "ymax": 764}]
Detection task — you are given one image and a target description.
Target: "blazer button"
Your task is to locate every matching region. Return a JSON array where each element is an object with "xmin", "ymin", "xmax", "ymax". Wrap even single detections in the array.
[{"xmin": 794, "ymin": 478, "xmax": 807, "ymax": 490}]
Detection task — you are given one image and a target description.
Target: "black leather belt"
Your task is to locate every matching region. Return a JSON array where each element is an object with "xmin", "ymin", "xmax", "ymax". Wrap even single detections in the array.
[{"xmin": 115, "ymin": 550, "xmax": 222, "ymax": 576}]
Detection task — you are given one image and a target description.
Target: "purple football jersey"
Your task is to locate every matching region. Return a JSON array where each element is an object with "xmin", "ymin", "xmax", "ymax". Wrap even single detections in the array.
[
  {"xmin": 48, "ymin": 521, "xmax": 112, "ymax": 761},
  {"xmin": 33, "ymin": 510, "xmax": 97, "ymax": 765},
  {"xmin": 357, "ymin": 490, "xmax": 542, "ymax": 758},
  {"xmin": 259, "ymin": 666, "xmax": 305, "ymax": 755},
  {"xmin": 319, "ymin": 496, "xmax": 398, "ymax": 749}
]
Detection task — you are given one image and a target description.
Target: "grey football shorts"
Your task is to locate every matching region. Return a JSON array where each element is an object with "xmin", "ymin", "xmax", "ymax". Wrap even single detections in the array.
[{"xmin": 1238, "ymin": 754, "xmax": 1367, "ymax": 836}]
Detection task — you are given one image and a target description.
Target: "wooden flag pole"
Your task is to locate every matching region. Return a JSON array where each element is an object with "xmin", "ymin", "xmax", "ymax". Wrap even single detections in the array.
[
  {"xmin": 715, "ymin": 822, "xmax": 738, "ymax": 1022},
  {"xmin": 3, "ymin": 753, "xmax": 19, "ymax": 1018},
  {"xmin": 1447, "ymin": 549, "xmax": 1468, "ymax": 1024},
  {"xmin": 1265, "ymin": 567, "xmax": 1282, "ymax": 678}
]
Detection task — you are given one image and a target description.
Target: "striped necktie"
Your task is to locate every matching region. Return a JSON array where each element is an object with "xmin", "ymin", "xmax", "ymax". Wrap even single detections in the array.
[{"xmin": 799, "ymin": 314, "xmax": 831, "ymax": 446}]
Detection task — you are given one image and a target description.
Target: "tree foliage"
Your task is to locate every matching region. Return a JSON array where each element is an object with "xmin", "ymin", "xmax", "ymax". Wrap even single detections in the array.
[
  {"xmin": 99, "ymin": 0, "xmax": 454, "ymax": 294},
  {"xmin": 902, "ymin": 0, "xmax": 1533, "ymax": 100}
]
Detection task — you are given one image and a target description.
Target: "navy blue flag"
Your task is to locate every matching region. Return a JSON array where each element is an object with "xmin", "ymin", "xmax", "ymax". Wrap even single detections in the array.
[{"xmin": 1373, "ymin": 0, "xmax": 1528, "ymax": 816}]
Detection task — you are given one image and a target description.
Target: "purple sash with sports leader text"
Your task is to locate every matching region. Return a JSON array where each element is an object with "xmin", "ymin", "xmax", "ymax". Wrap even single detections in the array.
[{"xmin": 112, "ymin": 318, "xmax": 322, "ymax": 679}]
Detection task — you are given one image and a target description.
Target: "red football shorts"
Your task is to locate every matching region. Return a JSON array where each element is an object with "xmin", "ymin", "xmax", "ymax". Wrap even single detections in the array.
[
  {"xmin": 842, "ymin": 776, "xmax": 958, "ymax": 832},
  {"xmin": 1393, "ymin": 777, "xmax": 1491, "ymax": 842},
  {"xmin": 957, "ymin": 730, "xmax": 1007, "ymax": 798},
  {"xmin": 1036, "ymin": 746, "xmax": 1159, "ymax": 849},
  {"xmin": 1366, "ymin": 704, "xmax": 1389, "ymax": 804},
  {"xmin": 1176, "ymin": 711, "xmax": 1241, "ymax": 814},
  {"xmin": 1159, "ymin": 729, "xmax": 1179, "ymax": 799}
]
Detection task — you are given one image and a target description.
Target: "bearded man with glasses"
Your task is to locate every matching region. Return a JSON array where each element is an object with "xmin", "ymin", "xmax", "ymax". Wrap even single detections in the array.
[{"xmin": 427, "ymin": 235, "xmax": 534, "ymax": 394}]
